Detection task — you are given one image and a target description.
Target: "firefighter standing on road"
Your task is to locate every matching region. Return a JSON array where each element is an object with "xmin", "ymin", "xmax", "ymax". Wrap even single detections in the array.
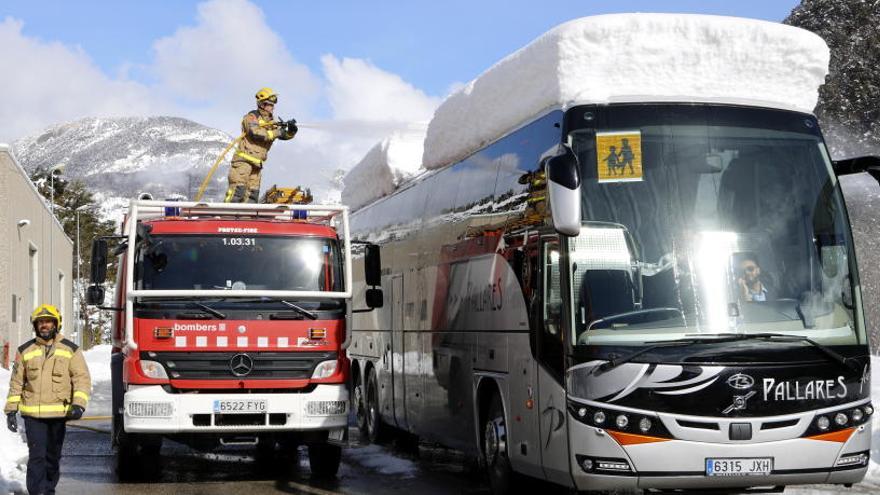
[
  {"xmin": 5, "ymin": 304, "xmax": 91, "ymax": 495},
  {"xmin": 225, "ymin": 87, "xmax": 298, "ymax": 203}
]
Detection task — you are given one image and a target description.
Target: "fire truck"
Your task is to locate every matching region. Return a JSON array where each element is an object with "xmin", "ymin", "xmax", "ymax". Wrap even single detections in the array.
[{"xmin": 86, "ymin": 197, "xmax": 382, "ymax": 479}]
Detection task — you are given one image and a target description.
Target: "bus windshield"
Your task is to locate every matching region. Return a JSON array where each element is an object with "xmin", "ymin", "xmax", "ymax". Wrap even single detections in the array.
[
  {"xmin": 566, "ymin": 104, "xmax": 864, "ymax": 347},
  {"xmin": 137, "ymin": 235, "xmax": 344, "ymax": 293}
]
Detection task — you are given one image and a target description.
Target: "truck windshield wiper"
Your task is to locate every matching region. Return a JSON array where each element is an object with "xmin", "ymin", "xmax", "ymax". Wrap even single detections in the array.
[
  {"xmin": 711, "ymin": 332, "xmax": 858, "ymax": 373},
  {"xmin": 187, "ymin": 302, "xmax": 226, "ymax": 319},
  {"xmin": 280, "ymin": 300, "xmax": 317, "ymax": 320}
]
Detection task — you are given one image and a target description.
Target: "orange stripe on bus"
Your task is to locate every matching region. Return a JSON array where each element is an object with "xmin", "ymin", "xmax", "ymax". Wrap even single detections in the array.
[
  {"xmin": 607, "ymin": 430, "xmax": 670, "ymax": 445},
  {"xmin": 805, "ymin": 428, "xmax": 854, "ymax": 443}
]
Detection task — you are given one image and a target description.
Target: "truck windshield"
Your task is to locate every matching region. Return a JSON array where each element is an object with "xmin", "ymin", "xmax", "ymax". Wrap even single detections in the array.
[
  {"xmin": 137, "ymin": 235, "xmax": 344, "ymax": 292},
  {"xmin": 565, "ymin": 104, "xmax": 864, "ymax": 348}
]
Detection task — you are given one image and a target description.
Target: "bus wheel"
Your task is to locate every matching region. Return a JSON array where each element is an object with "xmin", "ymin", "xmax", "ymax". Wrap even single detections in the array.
[
  {"xmin": 354, "ymin": 371, "xmax": 368, "ymax": 438},
  {"xmin": 308, "ymin": 442, "xmax": 342, "ymax": 478},
  {"xmin": 483, "ymin": 395, "xmax": 515, "ymax": 495},
  {"xmin": 365, "ymin": 367, "xmax": 386, "ymax": 444}
]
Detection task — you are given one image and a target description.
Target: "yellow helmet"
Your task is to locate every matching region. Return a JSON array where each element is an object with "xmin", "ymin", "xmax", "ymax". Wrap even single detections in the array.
[
  {"xmin": 255, "ymin": 87, "xmax": 278, "ymax": 104},
  {"xmin": 31, "ymin": 304, "xmax": 62, "ymax": 331}
]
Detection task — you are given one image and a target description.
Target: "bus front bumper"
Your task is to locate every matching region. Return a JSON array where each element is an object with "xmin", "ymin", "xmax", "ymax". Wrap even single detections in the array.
[
  {"xmin": 570, "ymin": 423, "xmax": 871, "ymax": 491},
  {"xmin": 123, "ymin": 384, "xmax": 349, "ymax": 434}
]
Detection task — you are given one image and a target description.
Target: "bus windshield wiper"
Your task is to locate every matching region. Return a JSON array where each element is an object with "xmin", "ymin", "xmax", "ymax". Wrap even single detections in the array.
[
  {"xmin": 712, "ymin": 333, "xmax": 858, "ymax": 373},
  {"xmin": 595, "ymin": 336, "xmax": 738, "ymax": 374},
  {"xmin": 187, "ymin": 302, "xmax": 226, "ymax": 319},
  {"xmin": 280, "ymin": 300, "xmax": 317, "ymax": 320}
]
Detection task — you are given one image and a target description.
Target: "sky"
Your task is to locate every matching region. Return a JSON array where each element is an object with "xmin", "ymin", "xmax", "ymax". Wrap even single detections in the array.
[{"xmin": 0, "ymin": 0, "xmax": 801, "ymax": 197}]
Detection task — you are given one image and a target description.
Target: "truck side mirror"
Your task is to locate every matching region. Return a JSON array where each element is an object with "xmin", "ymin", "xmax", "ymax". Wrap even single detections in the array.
[
  {"xmin": 366, "ymin": 288, "xmax": 384, "ymax": 309},
  {"xmin": 86, "ymin": 285, "xmax": 105, "ymax": 306},
  {"xmin": 90, "ymin": 239, "xmax": 108, "ymax": 283},
  {"xmin": 546, "ymin": 147, "xmax": 582, "ymax": 236},
  {"xmin": 833, "ymin": 155, "xmax": 880, "ymax": 185},
  {"xmin": 365, "ymin": 244, "xmax": 382, "ymax": 287}
]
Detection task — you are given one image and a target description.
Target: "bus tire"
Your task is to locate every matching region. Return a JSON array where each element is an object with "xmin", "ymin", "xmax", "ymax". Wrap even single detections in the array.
[
  {"xmin": 354, "ymin": 367, "xmax": 368, "ymax": 438},
  {"xmin": 483, "ymin": 394, "xmax": 516, "ymax": 495},
  {"xmin": 308, "ymin": 442, "xmax": 342, "ymax": 478},
  {"xmin": 365, "ymin": 366, "xmax": 387, "ymax": 444}
]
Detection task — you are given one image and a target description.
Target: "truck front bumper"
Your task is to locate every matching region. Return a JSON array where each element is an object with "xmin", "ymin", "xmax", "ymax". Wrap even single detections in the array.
[{"xmin": 123, "ymin": 384, "xmax": 349, "ymax": 434}]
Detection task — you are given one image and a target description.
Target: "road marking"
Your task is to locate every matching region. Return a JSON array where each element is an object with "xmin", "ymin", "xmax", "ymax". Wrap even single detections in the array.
[{"xmin": 279, "ymin": 480, "xmax": 344, "ymax": 495}]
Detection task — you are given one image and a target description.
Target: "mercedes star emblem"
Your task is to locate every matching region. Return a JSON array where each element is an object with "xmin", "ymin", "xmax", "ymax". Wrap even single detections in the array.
[{"xmin": 229, "ymin": 354, "xmax": 254, "ymax": 377}]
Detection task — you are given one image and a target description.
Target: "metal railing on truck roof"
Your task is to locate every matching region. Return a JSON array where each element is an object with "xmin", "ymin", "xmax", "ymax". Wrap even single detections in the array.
[{"xmin": 122, "ymin": 200, "xmax": 352, "ymax": 351}]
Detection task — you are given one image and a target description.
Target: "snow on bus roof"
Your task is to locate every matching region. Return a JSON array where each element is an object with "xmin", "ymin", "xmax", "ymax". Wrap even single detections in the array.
[
  {"xmin": 342, "ymin": 131, "xmax": 425, "ymax": 210},
  {"xmin": 422, "ymin": 13, "xmax": 830, "ymax": 170}
]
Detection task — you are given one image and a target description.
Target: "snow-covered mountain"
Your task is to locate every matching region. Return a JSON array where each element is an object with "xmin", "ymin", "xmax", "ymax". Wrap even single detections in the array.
[{"xmin": 12, "ymin": 116, "xmax": 233, "ymax": 204}]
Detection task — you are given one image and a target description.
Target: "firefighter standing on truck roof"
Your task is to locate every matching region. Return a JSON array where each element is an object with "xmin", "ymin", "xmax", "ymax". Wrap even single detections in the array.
[
  {"xmin": 5, "ymin": 304, "xmax": 91, "ymax": 495},
  {"xmin": 225, "ymin": 87, "xmax": 298, "ymax": 203}
]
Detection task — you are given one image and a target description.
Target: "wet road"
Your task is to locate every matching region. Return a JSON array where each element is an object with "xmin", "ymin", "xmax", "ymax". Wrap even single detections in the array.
[{"xmin": 53, "ymin": 420, "xmax": 878, "ymax": 495}]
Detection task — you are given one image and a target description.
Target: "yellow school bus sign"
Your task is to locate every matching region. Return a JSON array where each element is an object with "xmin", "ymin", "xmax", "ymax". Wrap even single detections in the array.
[{"xmin": 596, "ymin": 130, "xmax": 643, "ymax": 183}]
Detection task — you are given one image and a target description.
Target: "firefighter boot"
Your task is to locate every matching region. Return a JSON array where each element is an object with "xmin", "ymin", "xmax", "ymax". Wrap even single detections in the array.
[
  {"xmin": 246, "ymin": 187, "xmax": 260, "ymax": 204},
  {"xmin": 225, "ymin": 185, "xmax": 247, "ymax": 203}
]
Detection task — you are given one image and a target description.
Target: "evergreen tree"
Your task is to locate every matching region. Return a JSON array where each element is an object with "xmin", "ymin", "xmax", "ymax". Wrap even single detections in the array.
[
  {"xmin": 785, "ymin": 0, "xmax": 880, "ymax": 157},
  {"xmin": 30, "ymin": 167, "xmax": 118, "ymax": 347}
]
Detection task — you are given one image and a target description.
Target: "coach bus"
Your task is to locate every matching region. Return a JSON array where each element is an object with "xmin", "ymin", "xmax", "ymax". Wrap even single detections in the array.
[{"xmin": 347, "ymin": 14, "xmax": 878, "ymax": 494}]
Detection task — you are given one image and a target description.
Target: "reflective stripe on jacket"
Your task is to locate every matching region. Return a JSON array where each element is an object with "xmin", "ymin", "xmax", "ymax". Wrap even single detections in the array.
[
  {"xmin": 4, "ymin": 335, "xmax": 92, "ymax": 418},
  {"xmin": 232, "ymin": 109, "xmax": 296, "ymax": 167}
]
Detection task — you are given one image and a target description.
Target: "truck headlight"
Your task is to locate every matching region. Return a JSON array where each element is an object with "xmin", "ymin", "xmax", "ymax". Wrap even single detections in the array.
[
  {"xmin": 312, "ymin": 360, "xmax": 338, "ymax": 379},
  {"xmin": 140, "ymin": 360, "xmax": 168, "ymax": 380}
]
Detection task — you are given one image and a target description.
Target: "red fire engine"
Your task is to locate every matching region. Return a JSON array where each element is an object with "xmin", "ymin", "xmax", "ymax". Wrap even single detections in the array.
[{"xmin": 87, "ymin": 199, "xmax": 382, "ymax": 479}]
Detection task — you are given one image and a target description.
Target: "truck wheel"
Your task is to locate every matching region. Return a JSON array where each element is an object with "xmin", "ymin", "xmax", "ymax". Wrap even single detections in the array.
[
  {"xmin": 308, "ymin": 442, "xmax": 342, "ymax": 478},
  {"xmin": 116, "ymin": 431, "xmax": 162, "ymax": 481},
  {"xmin": 483, "ymin": 394, "xmax": 516, "ymax": 495},
  {"xmin": 365, "ymin": 367, "xmax": 386, "ymax": 444}
]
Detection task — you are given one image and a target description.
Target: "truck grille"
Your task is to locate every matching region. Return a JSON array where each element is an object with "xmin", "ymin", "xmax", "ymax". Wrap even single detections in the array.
[{"xmin": 143, "ymin": 351, "xmax": 336, "ymax": 380}]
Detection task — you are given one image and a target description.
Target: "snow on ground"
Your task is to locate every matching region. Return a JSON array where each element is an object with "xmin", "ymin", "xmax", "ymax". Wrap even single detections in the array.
[
  {"xmin": 0, "ymin": 366, "xmax": 28, "ymax": 494},
  {"xmin": 345, "ymin": 444, "xmax": 418, "ymax": 478},
  {"xmin": 423, "ymin": 13, "xmax": 830, "ymax": 170},
  {"xmin": 83, "ymin": 344, "xmax": 113, "ymax": 384},
  {"xmin": 341, "ymin": 131, "xmax": 425, "ymax": 210}
]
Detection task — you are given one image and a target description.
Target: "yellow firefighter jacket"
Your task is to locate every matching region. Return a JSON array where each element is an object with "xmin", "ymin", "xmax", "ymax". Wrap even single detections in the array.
[
  {"xmin": 4, "ymin": 334, "xmax": 91, "ymax": 419},
  {"xmin": 233, "ymin": 108, "xmax": 296, "ymax": 168}
]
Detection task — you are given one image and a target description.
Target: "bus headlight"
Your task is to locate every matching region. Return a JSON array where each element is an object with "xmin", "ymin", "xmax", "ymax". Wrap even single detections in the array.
[
  {"xmin": 834, "ymin": 412, "xmax": 848, "ymax": 426},
  {"xmin": 851, "ymin": 408, "xmax": 864, "ymax": 422},
  {"xmin": 139, "ymin": 360, "xmax": 168, "ymax": 380},
  {"xmin": 312, "ymin": 360, "xmax": 338, "ymax": 379},
  {"xmin": 816, "ymin": 416, "xmax": 830, "ymax": 431},
  {"xmin": 593, "ymin": 411, "xmax": 606, "ymax": 425},
  {"xmin": 615, "ymin": 414, "xmax": 629, "ymax": 429},
  {"xmin": 639, "ymin": 417, "xmax": 652, "ymax": 433}
]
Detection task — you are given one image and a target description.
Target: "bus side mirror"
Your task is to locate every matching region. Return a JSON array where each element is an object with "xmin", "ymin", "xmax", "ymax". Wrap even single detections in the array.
[
  {"xmin": 833, "ymin": 155, "xmax": 880, "ymax": 185},
  {"xmin": 90, "ymin": 239, "xmax": 108, "ymax": 283},
  {"xmin": 366, "ymin": 288, "xmax": 384, "ymax": 309},
  {"xmin": 86, "ymin": 285, "xmax": 105, "ymax": 306},
  {"xmin": 546, "ymin": 147, "xmax": 582, "ymax": 236},
  {"xmin": 365, "ymin": 244, "xmax": 382, "ymax": 287}
]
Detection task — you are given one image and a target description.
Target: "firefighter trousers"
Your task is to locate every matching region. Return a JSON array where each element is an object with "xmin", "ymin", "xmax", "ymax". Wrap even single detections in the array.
[
  {"xmin": 225, "ymin": 161, "xmax": 262, "ymax": 203},
  {"xmin": 24, "ymin": 416, "xmax": 67, "ymax": 495}
]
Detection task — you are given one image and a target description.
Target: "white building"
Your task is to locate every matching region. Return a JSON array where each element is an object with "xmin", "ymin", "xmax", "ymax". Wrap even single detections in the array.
[{"xmin": 0, "ymin": 144, "xmax": 74, "ymax": 368}]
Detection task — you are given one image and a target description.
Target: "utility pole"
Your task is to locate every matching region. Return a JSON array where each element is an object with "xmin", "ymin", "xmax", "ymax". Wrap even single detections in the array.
[
  {"xmin": 48, "ymin": 163, "xmax": 65, "ymax": 308},
  {"xmin": 74, "ymin": 204, "xmax": 90, "ymax": 347}
]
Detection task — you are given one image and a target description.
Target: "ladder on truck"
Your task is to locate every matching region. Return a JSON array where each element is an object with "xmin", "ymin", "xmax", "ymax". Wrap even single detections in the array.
[{"xmin": 119, "ymin": 200, "xmax": 352, "ymax": 351}]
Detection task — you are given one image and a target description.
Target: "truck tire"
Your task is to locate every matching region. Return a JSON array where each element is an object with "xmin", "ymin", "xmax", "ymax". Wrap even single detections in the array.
[
  {"xmin": 483, "ymin": 394, "xmax": 517, "ymax": 495},
  {"xmin": 365, "ymin": 367, "xmax": 386, "ymax": 444},
  {"xmin": 116, "ymin": 430, "xmax": 162, "ymax": 481},
  {"xmin": 308, "ymin": 442, "xmax": 342, "ymax": 478},
  {"xmin": 354, "ymin": 370, "xmax": 368, "ymax": 439}
]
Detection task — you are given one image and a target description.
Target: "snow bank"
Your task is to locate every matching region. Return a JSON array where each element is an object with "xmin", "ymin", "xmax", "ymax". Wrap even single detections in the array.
[
  {"xmin": 341, "ymin": 131, "xmax": 425, "ymax": 211},
  {"xmin": 423, "ymin": 13, "xmax": 830, "ymax": 170},
  {"xmin": 0, "ymin": 367, "xmax": 27, "ymax": 494},
  {"xmin": 83, "ymin": 344, "xmax": 113, "ymax": 383}
]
